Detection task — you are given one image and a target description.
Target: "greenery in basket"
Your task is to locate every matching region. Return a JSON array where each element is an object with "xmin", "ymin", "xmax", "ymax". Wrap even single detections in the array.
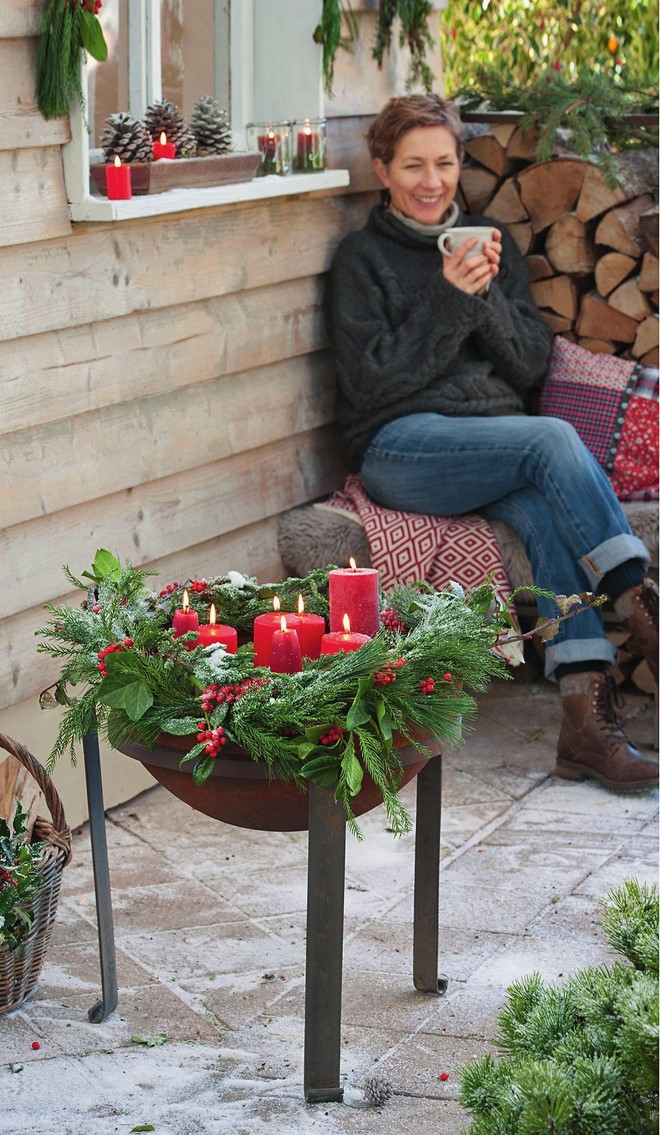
[
  {"xmin": 36, "ymin": 549, "xmax": 597, "ymax": 837},
  {"xmin": 0, "ymin": 804, "xmax": 44, "ymax": 956},
  {"xmin": 459, "ymin": 877, "xmax": 659, "ymax": 1135}
]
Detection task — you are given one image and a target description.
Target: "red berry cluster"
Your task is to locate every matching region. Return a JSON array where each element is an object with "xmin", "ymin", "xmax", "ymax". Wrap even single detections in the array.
[
  {"xmin": 66, "ymin": 0, "xmax": 102, "ymax": 11},
  {"xmin": 200, "ymin": 679, "xmax": 264, "ymax": 714},
  {"xmin": 0, "ymin": 868, "xmax": 19, "ymax": 890},
  {"xmin": 420, "ymin": 677, "xmax": 435, "ymax": 694},
  {"xmin": 196, "ymin": 723, "xmax": 227, "ymax": 756},
  {"xmin": 188, "ymin": 579, "xmax": 208, "ymax": 594},
  {"xmin": 319, "ymin": 725, "xmax": 343, "ymax": 746},
  {"xmin": 380, "ymin": 607, "xmax": 408, "ymax": 634},
  {"xmin": 374, "ymin": 657, "xmax": 405, "ymax": 685},
  {"xmin": 97, "ymin": 638, "xmax": 133, "ymax": 676},
  {"xmin": 159, "ymin": 581, "xmax": 180, "ymax": 598}
]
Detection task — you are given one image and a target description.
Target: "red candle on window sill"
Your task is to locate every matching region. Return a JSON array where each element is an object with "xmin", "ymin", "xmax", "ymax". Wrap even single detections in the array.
[
  {"xmin": 297, "ymin": 126, "xmax": 317, "ymax": 161},
  {"xmin": 328, "ymin": 559, "xmax": 380, "ymax": 637},
  {"xmin": 320, "ymin": 613, "xmax": 371, "ymax": 657},
  {"xmin": 295, "ymin": 594, "xmax": 326, "ymax": 660},
  {"xmin": 194, "ymin": 605, "xmax": 238, "ymax": 653},
  {"xmin": 153, "ymin": 132, "xmax": 176, "ymax": 159},
  {"xmin": 105, "ymin": 155, "xmax": 132, "ymax": 199},
  {"xmin": 270, "ymin": 616, "xmax": 303, "ymax": 674},
  {"xmin": 172, "ymin": 589, "xmax": 200, "ymax": 648},
  {"xmin": 253, "ymin": 597, "xmax": 302, "ymax": 668}
]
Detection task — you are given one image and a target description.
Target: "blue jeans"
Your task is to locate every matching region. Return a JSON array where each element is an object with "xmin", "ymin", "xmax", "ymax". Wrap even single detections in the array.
[{"xmin": 360, "ymin": 413, "xmax": 649, "ymax": 679}]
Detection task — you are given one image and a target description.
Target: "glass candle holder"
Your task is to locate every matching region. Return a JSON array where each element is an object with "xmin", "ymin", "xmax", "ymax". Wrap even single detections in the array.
[
  {"xmin": 291, "ymin": 118, "xmax": 326, "ymax": 173},
  {"xmin": 246, "ymin": 121, "xmax": 291, "ymax": 176}
]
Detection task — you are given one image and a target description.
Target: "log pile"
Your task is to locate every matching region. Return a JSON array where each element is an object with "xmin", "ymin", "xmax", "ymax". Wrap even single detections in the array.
[{"xmin": 459, "ymin": 125, "xmax": 659, "ymax": 365}]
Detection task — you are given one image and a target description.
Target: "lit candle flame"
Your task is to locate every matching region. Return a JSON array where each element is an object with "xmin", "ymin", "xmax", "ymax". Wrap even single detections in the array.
[
  {"xmin": 182, "ymin": 589, "xmax": 190, "ymax": 613},
  {"xmin": 342, "ymin": 613, "xmax": 351, "ymax": 634},
  {"xmin": 280, "ymin": 615, "xmax": 287, "ymax": 632},
  {"xmin": 113, "ymin": 155, "xmax": 121, "ymax": 168},
  {"xmin": 298, "ymin": 594, "xmax": 305, "ymax": 615},
  {"xmin": 209, "ymin": 604, "xmax": 216, "ymax": 627},
  {"xmin": 349, "ymin": 557, "xmax": 357, "ymax": 570},
  {"xmin": 273, "ymin": 596, "xmax": 281, "ymax": 612},
  {"xmin": 160, "ymin": 132, "xmax": 167, "ymax": 145}
]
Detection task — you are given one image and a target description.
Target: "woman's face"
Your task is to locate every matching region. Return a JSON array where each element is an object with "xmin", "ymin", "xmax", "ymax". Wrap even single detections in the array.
[{"xmin": 373, "ymin": 125, "xmax": 461, "ymax": 226}]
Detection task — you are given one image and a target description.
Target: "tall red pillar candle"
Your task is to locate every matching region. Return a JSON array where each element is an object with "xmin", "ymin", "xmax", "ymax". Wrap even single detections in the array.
[
  {"xmin": 172, "ymin": 589, "xmax": 200, "ymax": 648},
  {"xmin": 105, "ymin": 155, "xmax": 132, "ymax": 200},
  {"xmin": 270, "ymin": 616, "xmax": 303, "ymax": 674},
  {"xmin": 253, "ymin": 597, "xmax": 302, "ymax": 668},
  {"xmin": 295, "ymin": 594, "xmax": 326, "ymax": 660},
  {"xmin": 153, "ymin": 131, "xmax": 176, "ymax": 159},
  {"xmin": 328, "ymin": 559, "xmax": 380, "ymax": 636},
  {"xmin": 320, "ymin": 613, "xmax": 371, "ymax": 656},
  {"xmin": 195, "ymin": 604, "xmax": 238, "ymax": 653}
]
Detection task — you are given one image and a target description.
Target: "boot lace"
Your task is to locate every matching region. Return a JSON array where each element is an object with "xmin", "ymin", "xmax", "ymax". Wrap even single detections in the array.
[{"xmin": 593, "ymin": 675, "xmax": 626, "ymax": 745}]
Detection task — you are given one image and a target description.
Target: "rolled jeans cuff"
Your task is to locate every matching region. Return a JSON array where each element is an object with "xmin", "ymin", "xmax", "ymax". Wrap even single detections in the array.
[
  {"xmin": 579, "ymin": 534, "xmax": 649, "ymax": 591},
  {"xmin": 544, "ymin": 636, "xmax": 617, "ymax": 683}
]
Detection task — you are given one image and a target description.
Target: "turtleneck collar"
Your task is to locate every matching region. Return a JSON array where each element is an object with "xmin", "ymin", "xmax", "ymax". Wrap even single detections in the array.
[{"xmin": 388, "ymin": 200, "xmax": 460, "ymax": 238}]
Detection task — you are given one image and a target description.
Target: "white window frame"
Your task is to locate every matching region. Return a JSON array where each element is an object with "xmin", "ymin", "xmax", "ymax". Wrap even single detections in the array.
[{"xmin": 63, "ymin": 0, "xmax": 348, "ymax": 222}]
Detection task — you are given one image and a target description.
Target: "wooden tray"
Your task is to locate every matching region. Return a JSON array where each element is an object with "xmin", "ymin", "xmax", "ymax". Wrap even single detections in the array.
[{"xmin": 91, "ymin": 151, "xmax": 260, "ymax": 196}]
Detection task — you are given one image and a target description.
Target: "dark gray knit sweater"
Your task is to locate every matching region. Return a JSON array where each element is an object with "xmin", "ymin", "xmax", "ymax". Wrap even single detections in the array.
[{"xmin": 326, "ymin": 205, "xmax": 553, "ymax": 461}]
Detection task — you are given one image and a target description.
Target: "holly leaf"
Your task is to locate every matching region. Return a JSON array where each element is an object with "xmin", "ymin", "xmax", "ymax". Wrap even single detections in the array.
[
  {"xmin": 178, "ymin": 742, "xmax": 205, "ymax": 765},
  {"xmin": 81, "ymin": 548, "xmax": 121, "ymax": 584},
  {"xmin": 374, "ymin": 696, "xmax": 393, "ymax": 741},
  {"xmin": 341, "ymin": 747, "xmax": 363, "ymax": 796},
  {"xmin": 346, "ymin": 694, "xmax": 372, "ymax": 730},
  {"xmin": 299, "ymin": 752, "xmax": 340, "ymax": 787},
  {"xmin": 192, "ymin": 755, "xmax": 215, "ymax": 786},
  {"xmin": 158, "ymin": 716, "xmax": 200, "ymax": 736},
  {"xmin": 78, "ymin": 10, "xmax": 108, "ymax": 61}
]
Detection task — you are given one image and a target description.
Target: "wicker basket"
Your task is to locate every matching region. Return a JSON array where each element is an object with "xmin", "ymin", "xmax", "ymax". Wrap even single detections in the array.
[{"xmin": 0, "ymin": 732, "xmax": 71, "ymax": 1015}]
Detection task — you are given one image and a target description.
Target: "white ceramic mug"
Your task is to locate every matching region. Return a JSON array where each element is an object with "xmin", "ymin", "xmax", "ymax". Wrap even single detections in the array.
[{"xmin": 437, "ymin": 226, "xmax": 494, "ymax": 258}]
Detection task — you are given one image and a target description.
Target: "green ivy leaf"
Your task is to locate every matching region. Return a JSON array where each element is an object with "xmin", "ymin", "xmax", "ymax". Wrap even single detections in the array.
[
  {"xmin": 374, "ymin": 696, "xmax": 393, "ymax": 741},
  {"xmin": 346, "ymin": 695, "xmax": 372, "ymax": 731},
  {"xmin": 78, "ymin": 9, "xmax": 109, "ymax": 61},
  {"xmin": 299, "ymin": 752, "xmax": 340, "ymax": 787},
  {"xmin": 97, "ymin": 675, "xmax": 154, "ymax": 721},
  {"xmin": 341, "ymin": 747, "xmax": 363, "ymax": 797}
]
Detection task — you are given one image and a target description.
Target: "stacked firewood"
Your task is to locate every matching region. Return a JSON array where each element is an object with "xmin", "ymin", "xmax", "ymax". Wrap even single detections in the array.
[{"xmin": 459, "ymin": 123, "xmax": 659, "ymax": 364}]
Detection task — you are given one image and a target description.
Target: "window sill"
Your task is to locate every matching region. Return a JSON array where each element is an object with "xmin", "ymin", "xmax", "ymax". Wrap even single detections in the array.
[{"xmin": 69, "ymin": 169, "xmax": 350, "ymax": 222}]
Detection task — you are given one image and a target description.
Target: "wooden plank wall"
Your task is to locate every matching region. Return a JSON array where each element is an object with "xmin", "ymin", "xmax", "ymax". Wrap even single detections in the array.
[{"xmin": 0, "ymin": 10, "xmax": 376, "ymax": 722}]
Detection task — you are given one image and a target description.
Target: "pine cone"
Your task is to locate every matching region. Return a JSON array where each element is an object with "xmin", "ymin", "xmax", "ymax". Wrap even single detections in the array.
[
  {"xmin": 190, "ymin": 95, "xmax": 233, "ymax": 155},
  {"xmin": 363, "ymin": 1074, "xmax": 393, "ymax": 1106},
  {"xmin": 144, "ymin": 99, "xmax": 189, "ymax": 155},
  {"xmin": 101, "ymin": 112, "xmax": 152, "ymax": 163},
  {"xmin": 177, "ymin": 132, "xmax": 198, "ymax": 158}
]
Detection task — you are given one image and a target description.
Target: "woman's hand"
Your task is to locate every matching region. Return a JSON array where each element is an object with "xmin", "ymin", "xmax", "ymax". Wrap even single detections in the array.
[{"xmin": 441, "ymin": 229, "xmax": 502, "ymax": 296}]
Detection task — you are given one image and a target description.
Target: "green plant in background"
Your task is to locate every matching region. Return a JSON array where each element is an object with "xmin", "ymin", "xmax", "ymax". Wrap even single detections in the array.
[
  {"xmin": 0, "ymin": 804, "xmax": 44, "ymax": 956},
  {"xmin": 315, "ymin": 0, "xmax": 437, "ymax": 93},
  {"xmin": 441, "ymin": 0, "xmax": 658, "ymax": 93},
  {"xmin": 459, "ymin": 878, "xmax": 659, "ymax": 1135}
]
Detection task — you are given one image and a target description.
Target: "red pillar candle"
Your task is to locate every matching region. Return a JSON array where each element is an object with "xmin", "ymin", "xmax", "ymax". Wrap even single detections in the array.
[
  {"xmin": 297, "ymin": 124, "xmax": 316, "ymax": 161},
  {"xmin": 153, "ymin": 131, "xmax": 176, "ymax": 159},
  {"xmin": 195, "ymin": 604, "xmax": 238, "ymax": 653},
  {"xmin": 295, "ymin": 594, "xmax": 326, "ymax": 660},
  {"xmin": 320, "ymin": 613, "xmax": 371, "ymax": 657},
  {"xmin": 270, "ymin": 616, "xmax": 303, "ymax": 675},
  {"xmin": 105, "ymin": 155, "xmax": 132, "ymax": 200},
  {"xmin": 328, "ymin": 559, "xmax": 380, "ymax": 636},
  {"xmin": 172, "ymin": 589, "xmax": 200, "ymax": 648},
  {"xmin": 253, "ymin": 597, "xmax": 302, "ymax": 668}
]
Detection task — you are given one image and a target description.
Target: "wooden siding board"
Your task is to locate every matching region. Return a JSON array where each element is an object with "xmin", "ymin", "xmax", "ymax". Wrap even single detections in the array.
[
  {"xmin": 2, "ymin": 517, "xmax": 287, "ymax": 711},
  {"xmin": 0, "ymin": 277, "xmax": 327, "ymax": 435},
  {"xmin": 0, "ymin": 39, "xmax": 71, "ymax": 150},
  {"xmin": 2, "ymin": 352, "xmax": 337, "ymax": 528},
  {"xmin": 1, "ymin": 425, "xmax": 345, "ymax": 619},
  {"xmin": 0, "ymin": 1, "xmax": 44, "ymax": 38},
  {"xmin": 0, "ymin": 147, "xmax": 71, "ymax": 247},
  {"xmin": 0, "ymin": 194, "xmax": 371, "ymax": 341}
]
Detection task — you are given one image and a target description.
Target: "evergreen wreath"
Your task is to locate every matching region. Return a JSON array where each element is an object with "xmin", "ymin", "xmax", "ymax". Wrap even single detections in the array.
[
  {"xmin": 37, "ymin": 0, "xmax": 108, "ymax": 121},
  {"xmin": 36, "ymin": 549, "xmax": 598, "ymax": 837}
]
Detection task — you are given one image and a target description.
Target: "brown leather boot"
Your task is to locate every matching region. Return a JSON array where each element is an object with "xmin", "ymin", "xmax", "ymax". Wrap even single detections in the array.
[
  {"xmin": 614, "ymin": 578, "xmax": 659, "ymax": 683},
  {"xmin": 556, "ymin": 671, "xmax": 658, "ymax": 790}
]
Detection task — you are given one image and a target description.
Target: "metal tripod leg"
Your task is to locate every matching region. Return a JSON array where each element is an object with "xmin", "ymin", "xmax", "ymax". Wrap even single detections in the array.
[
  {"xmin": 304, "ymin": 782, "xmax": 347, "ymax": 1103},
  {"xmin": 82, "ymin": 729, "xmax": 118, "ymax": 1023},
  {"xmin": 413, "ymin": 756, "xmax": 447, "ymax": 995}
]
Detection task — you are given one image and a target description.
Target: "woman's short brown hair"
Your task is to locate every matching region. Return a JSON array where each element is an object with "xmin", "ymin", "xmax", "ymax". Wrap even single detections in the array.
[{"xmin": 366, "ymin": 94, "xmax": 464, "ymax": 166}]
